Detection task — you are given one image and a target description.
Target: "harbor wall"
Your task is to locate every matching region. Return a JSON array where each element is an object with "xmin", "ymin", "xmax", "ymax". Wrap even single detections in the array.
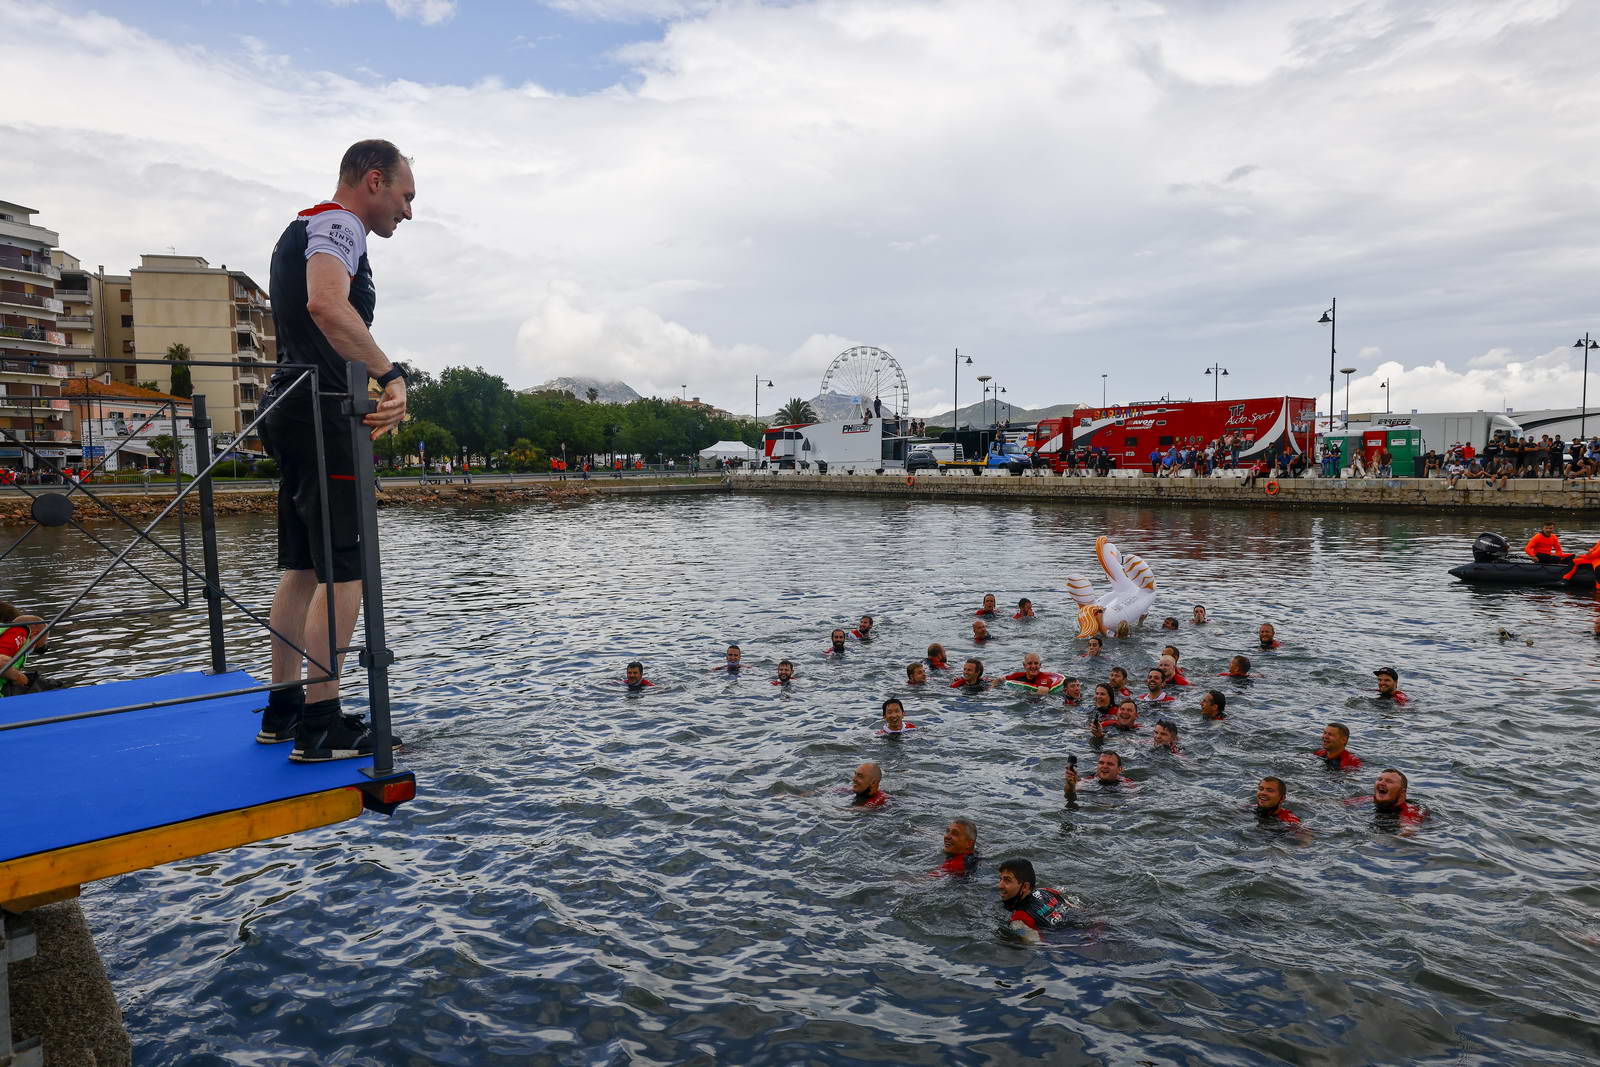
[{"xmin": 727, "ymin": 471, "xmax": 1600, "ymax": 516}]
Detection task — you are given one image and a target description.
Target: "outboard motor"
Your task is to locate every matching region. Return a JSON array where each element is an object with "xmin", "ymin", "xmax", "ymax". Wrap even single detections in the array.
[{"xmin": 1472, "ymin": 532, "xmax": 1510, "ymax": 563}]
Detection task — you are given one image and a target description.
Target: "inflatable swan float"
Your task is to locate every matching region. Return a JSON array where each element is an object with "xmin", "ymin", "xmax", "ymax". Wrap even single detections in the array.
[{"xmin": 1067, "ymin": 536, "xmax": 1157, "ymax": 638}]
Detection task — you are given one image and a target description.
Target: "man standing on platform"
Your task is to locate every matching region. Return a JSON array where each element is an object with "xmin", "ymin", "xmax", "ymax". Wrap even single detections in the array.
[{"xmin": 256, "ymin": 140, "xmax": 412, "ymax": 762}]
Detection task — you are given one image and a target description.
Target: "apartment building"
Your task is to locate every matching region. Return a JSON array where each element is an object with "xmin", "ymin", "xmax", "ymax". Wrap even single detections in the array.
[
  {"xmin": 129, "ymin": 254, "xmax": 274, "ymax": 456},
  {"xmin": 61, "ymin": 376, "xmax": 195, "ymax": 473},
  {"xmin": 52, "ymin": 250, "xmax": 133, "ymax": 382},
  {"xmin": 0, "ymin": 200, "xmax": 71, "ymax": 470}
]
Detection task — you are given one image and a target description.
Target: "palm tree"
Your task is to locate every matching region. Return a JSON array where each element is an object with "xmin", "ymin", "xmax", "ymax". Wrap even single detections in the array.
[
  {"xmin": 165, "ymin": 342, "xmax": 194, "ymax": 399},
  {"xmin": 774, "ymin": 398, "xmax": 818, "ymax": 425}
]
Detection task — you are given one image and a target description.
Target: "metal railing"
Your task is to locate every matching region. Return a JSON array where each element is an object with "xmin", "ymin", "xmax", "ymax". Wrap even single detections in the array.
[{"xmin": 1, "ymin": 357, "xmax": 401, "ymax": 782}]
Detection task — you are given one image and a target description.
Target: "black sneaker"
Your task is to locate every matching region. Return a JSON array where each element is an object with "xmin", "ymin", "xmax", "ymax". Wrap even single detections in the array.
[
  {"xmin": 290, "ymin": 710, "xmax": 404, "ymax": 763},
  {"xmin": 256, "ymin": 691, "xmax": 304, "ymax": 745}
]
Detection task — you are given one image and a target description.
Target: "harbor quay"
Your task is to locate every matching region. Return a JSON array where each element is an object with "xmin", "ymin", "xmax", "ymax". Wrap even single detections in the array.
[{"xmin": 729, "ymin": 469, "xmax": 1600, "ymax": 516}]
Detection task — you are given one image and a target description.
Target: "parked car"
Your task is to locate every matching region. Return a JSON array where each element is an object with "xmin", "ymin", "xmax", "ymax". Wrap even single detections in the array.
[{"xmin": 906, "ymin": 447, "xmax": 939, "ymax": 472}]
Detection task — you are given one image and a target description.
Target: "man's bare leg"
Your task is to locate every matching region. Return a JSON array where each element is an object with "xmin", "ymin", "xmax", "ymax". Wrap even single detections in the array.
[
  {"xmin": 303, "ymin": 579, "xmax": 363, "ymax": 704},
  {"xmin": 269, "ymin": 569, "xmax": 318, "ymax": 687}
]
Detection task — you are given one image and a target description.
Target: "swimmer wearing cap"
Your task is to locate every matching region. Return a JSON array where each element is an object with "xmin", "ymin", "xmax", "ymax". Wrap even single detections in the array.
[{"xmin": 1373, "ymin": 667, "xmax": 1408, "ymax": 704}]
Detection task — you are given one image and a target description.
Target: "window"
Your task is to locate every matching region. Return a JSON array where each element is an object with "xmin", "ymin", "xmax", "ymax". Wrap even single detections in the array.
[
  {"xmin": 1158, "ymin": 435, "xmax": 1174, "ymax": 446},
  {"xmin": 119, "ymin": 289, "xmax": 131, "ymax": 302},
  {"xmin": 122, "ymin": 341, "xmax": 134, "ymax": 354},
  {"xmin": 120, "ymin": 315, "xmax": 133, "ymax": 328},
  {"xmin": 1125, "ymin": 436, "xmax": 1139, "ymax": 447},
  {"xmin": 124, "ymin": 365, "xmax": 136, "ymax": 378}
]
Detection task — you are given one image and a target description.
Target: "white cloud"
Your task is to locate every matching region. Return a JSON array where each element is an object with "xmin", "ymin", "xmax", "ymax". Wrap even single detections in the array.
[
  {"xmin": 327, "ymin": 0, "xmax": 458, "ymax": 25},
  {"xmin": 1326, "ymin": 349, "xmax": 1592, "ymax": 416},
  {"xmin": 5, "ymin": 0, "xmax": 1600, "ymax": 417}
]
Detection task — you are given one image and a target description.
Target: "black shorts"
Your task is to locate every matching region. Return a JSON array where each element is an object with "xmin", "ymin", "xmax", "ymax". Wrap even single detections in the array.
[{"xmin": 260, "ymin": 389, "xmax": 362, "ymax": 583}]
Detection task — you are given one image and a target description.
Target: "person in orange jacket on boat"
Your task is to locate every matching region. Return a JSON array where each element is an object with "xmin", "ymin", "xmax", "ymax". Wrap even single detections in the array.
[
  {"xmin": 1564, "ymin": 538, "xmax": 1600, "ymax": 581},
  {"xmin": 1524, "ymin": 521, "xmax": 1570, "ymax": 562}
]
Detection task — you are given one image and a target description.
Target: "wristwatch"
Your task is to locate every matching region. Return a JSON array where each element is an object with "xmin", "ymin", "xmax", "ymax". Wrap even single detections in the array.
[{"xmin": 375, "ymin": 362, "xmax": 409, "ymax": 388}]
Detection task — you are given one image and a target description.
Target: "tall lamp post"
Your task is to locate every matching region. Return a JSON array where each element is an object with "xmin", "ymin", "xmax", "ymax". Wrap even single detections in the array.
[
  {"xmin": 1379, "ymin": 378, "xmax": 1390, "ymax": 414},
  {"xmin": 977, "ymin": 375, "xmax": 992, "ymax": 427},
  {"xmin": 1203, "ymin": 363, "xmax": 1229, "ymax": 402},
  {"xmin": 753, "ymin": 373, "xmax": 773, "ymax": 428},
  {"xmin": 1318, "ymin": 299, "xmax": 1337, "ymax": 434},
  {"xmin": 1101, "ymin": 373, "xmax": 1108, "ymax": 408},
  {"xmin": 1573, "ymin": 334, "xmax": 1597, "ymax": 439},
  {"xmin": 1340, "ymin": 367, "xmax": 1355, "ymax": 428},
  {"xmin": 953, "ymin": 348, "xmax": 973, "ymax": 432},
  {"xmin": 996, "ymin": 385, "xmax": 1007, "ymax": 427}
]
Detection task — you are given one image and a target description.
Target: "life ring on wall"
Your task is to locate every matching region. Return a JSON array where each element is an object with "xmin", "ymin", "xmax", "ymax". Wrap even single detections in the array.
[
  {"xmin": 906, "ymin": 475, "xmax": 915, "ymax": 486},
  {"xmin": 1264, "ymin": 481, "xmax": 1280, "ymax": 496}
]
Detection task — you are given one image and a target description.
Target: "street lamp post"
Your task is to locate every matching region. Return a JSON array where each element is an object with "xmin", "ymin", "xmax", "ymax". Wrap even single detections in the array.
[
  {"xmin": 1318, "ymin": 299, "xmax": 1337, "ymax": 434},
  {"xmin": 1340, "ymin": 367, "xmax": 1355, "ymax": 427},
  {"xmin": 1101, "ymin": 373, "xmax": 1108, "ymax": 408},
  {"xmin": 953, "ymin": 348, "xmax": 973, "ymax": 433},
  {"xmin": 976, "ymin": 375, "xmax": 992, "ymax": 429},
  {"xmin": 1380, "ymin": 378, "xmax": 1390, "ymax": 414},
  {"xmin": 754, "ymin": 373, "xmax": 773, "ymax": 427},
  {"xmin": 997, "ymin": 385, "xmax": 1007, "ymax": 427},
  {"xmin": 1573, "ymin": 334, "xmax": 1597, "ymax": 439},
  {"xmin": 1202, "ymin": 363, "xmax": 1230, "ymax": 402}
]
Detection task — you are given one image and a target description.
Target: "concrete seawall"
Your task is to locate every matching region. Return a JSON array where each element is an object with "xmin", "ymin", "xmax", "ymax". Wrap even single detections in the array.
[{"xmin": 728, "ymin": 471, "xmax": 1600, "ymax": 516}]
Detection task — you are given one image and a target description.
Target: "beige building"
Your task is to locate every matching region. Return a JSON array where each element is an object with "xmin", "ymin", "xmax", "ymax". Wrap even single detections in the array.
[
  {"xmin": 128, "ymin": 254, "xmax": 273, "ymax": 456},
  {"xmin": 0, "ymin": 200, "xmax": 71, "ymax": 470},
  {"xmin": 52, "ymin": 250, "xmax": 133, "ymax": 383}
]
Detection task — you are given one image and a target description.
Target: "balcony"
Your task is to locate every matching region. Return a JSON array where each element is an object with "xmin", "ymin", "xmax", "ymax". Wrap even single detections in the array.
[
  {"xmin": 0, "ymin": 359, "xmax": 69, "ymax": 379},
  {"xmin": 0, "ymin": 254, "xmax": 61, "ymax": 281},
  {"xmin": 0, "ymin": 398, "xmax": 67, "ymax": 419},
  {"xmin": 57, "ymin": 315, "xmax": 92, "ymax": 329},
  {"xmin": 0, "ymin": 291, "xmax": 64, "ymax": 314},
  {"xmin": 236, "ymin": 371, "xmax": 263, "ymax": 387}
]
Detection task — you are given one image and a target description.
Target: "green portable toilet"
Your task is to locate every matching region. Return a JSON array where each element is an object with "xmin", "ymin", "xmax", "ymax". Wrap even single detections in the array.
[{"xmin": 1384, "ymin": 427, "xmax": 1422, "ymax": 476}]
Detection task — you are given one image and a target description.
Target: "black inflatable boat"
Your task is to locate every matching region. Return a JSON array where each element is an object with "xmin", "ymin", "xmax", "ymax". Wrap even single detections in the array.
[{"xmin": 1449, "ymin": 533, "xmax": 1595, "ymax": 589}]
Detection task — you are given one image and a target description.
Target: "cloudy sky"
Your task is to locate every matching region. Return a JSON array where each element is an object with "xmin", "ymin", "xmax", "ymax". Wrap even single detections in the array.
[{"xmin": 5, "ymin": 0, "xmax": 1599, "ymax": 419}]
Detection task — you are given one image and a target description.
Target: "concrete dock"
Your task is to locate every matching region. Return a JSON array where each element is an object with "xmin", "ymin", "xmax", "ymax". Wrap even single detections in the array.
[{"xmin": 728, "ymin": 470, "xmax": 1600, "ymax": 516}]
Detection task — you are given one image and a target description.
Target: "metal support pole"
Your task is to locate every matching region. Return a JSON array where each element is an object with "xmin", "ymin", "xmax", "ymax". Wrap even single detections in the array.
[
  {"xmin": 191, "ymin": 394, "xmax": 227, "ymax": 675},
  {"xmin": 1583, "ymin": 332, "xmax": 1591, "ymax": 441},
  {"xmin": 1328, "ymin": 297, "xmax": 1337, "ymax": 437},
  {"xmin": 346, "ymin": 362, "xmax": 397, "ymax": 778}
]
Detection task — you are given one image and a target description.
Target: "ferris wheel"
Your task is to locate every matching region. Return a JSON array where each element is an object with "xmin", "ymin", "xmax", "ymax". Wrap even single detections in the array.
[{"xmin": 818, "ymin": 346, "xmax": 910, "ymax": 419}]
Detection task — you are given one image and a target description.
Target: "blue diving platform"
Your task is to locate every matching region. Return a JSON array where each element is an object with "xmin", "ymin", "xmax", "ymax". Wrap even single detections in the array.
[{"xmin": 0, "ymin": 670, "xmax": 414, "ymax": 910}]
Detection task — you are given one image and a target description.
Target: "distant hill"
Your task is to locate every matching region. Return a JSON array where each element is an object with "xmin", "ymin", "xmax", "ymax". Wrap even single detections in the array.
[
  {"xmin": 924, "ymin": 399, "xmax": 1084, "ymax": 428},
  {"xmin": 524, "ymin": 376, "xmax": 642, "ymax": 405}
]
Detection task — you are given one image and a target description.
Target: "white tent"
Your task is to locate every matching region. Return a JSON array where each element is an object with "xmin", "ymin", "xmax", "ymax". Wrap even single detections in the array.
[{"xmin": 698, "ymin": 440, "xmax": 758, "ymax": 462}]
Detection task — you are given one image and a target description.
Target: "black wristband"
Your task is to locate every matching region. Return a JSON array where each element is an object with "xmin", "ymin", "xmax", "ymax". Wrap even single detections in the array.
[{"xmin": 376, "ymin": 363, "xmax": 409, "ymax": 388}]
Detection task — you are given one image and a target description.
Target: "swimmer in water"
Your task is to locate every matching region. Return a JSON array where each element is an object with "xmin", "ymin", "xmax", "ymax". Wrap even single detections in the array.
[
  {"xmin": 1199, "ymin": 689, "xmax": 1226, "ymax": 720},
  {"xmin": 997, "ymin": 858, "xmax": 1073, "ymax": 943},
  {"xmin": 1013, "ymin": 598, "xmax": 1036, "ymax": 619},
  {"xmin": 1083, "ymin": 636, "xmax": 1103, "ymax": 657},
  {"xmin": 1091, "ymin": 700, "xmax": 1141, "ymax": 741},
  {"xmin": 939, "ymin": 818, "xmax": 979, "ymax": 876},
  {"xmin": 879, "ymin": 698, "xmax": 916, "ymax": 734},
  {"xmin": 1012, "ymin": 652, "xmax": 1047, "ymax": 688},
  {"xmin": 926, "ymin": 643, "xmax": 950, "ymax": 669},
  {"xmin": 826, "ymin": 628, "xmax": 848, "ymax": 656},
  {"xmin": 972, "ymin": 619, "xmax": 995, "ymax": 643},
  {"xmin": 852, "ymin": 614, "xmax": 875, "ymax": 641},
  {"xmin": 1192, "ymin": 604, "xmax": 1208, "ymax": 625},
  {"xmin": 772, "ymin": 659, "xmax": 795, "ymax": 685},
  {"xmin": 1315, "ymin": 722, "xmax": 1361, "ymax": 769},
  {"xmin": 1355, "ymin": 768, "xmax": 1426, "ymax": 824},
  {"xmin": 849, "ymin": 762, "xmax": 888, "ymax": 807},
  {"xmin": 1108, "ymin": 666, "xmax": 1133, "ymax": 698},
  {"xmin": 1254, "ymin": 776, "xmax": 1301, "ymax": 825},
  {"xmin": 719, "ymin": 644, "xmax": 742, "ymax": 671},
  {"xmin": 1258, "ymin": 623, "xmax": 1280, "ymax": 649},
  {"xmin": 976, "ymin": 593, "xmax": 998, "ymax": 617},
  {"xmin": 906, "ymin": 662, "xmax": 927, "ymax": 685},
  {"xmin": 624, "ymin": 661, "xmax": 653, "ymax": 689},
  {"xmin": 1114, "ymin": 620, "xmax": 1132, "ymax": 639},
  {"xmin": 1160, "ymin": 646, "xmax": 1189, "ymax": 685},
  {"xmin": 1065, "ymin": 750, "xmax": 1132, "ymax": 799},
  {"xmin": 1219, "ymin": 655, "xmax": 1252, "ymax": 678},
  {"xmin": 1373, "ymin": 666, "xmax": 1408, "ymax": 704},
  {"xmin": 1061, "ymin": 677, "xmax": 1083, "ymax": 706},
  {"xmin": 1160, "ymin": 616, "xmax": 1179, "ymax": 630},
  {"xmin": 1142, "ymin": 668, "xmax": 1173, "ymax": 703},
  {"xmin": 1158, "ymin": 654, "xmax": 1188, "ymax": 688},
  {"xmin": 1151, "ymin": 719, "xmax": 1180, "ymax": 754},
  {"xmin": 951, "ymin": 657, "xmax": 989, "ymax": 689}
]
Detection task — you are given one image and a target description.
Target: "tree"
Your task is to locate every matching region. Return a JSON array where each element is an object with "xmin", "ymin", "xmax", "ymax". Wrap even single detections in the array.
[
  {"xmin": 409, "ymin": 366, "xmax": 510, "ymax": 465},
  {"xmin": 774, "ymin": 398, "xmax": 817, "ymax": 425},
  {"xmin": 165, "ymin": 342, "xmax": 194, "ymax": 399},
  {"xmin": 386, "ymin": 419, "xmax": 455, "ymax": 467},
  {"xmin": 148, "ymin": 434, "xmax": 179, "ymax": 473},
  {"xmin": 586, "ymin": 386, "xmax": 600, "ymax": 404}
]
